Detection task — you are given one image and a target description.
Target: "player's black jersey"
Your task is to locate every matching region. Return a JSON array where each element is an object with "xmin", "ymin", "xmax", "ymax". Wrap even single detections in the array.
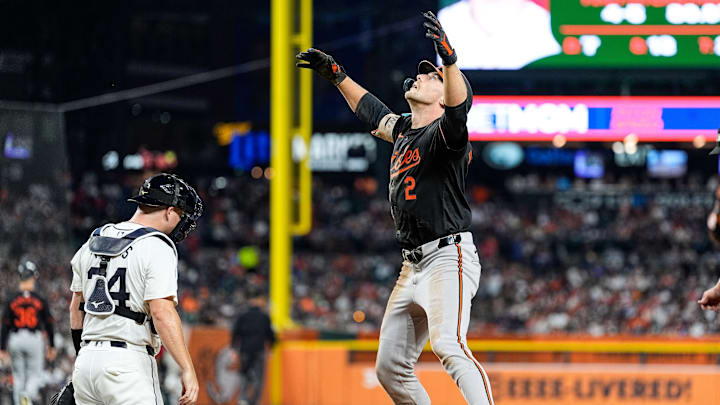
[
  {"xmin": 0, "ymin": 291, "xmax": 55, "ymax": 350},
  {"xmin": 389, "ymin": 103, "xmax": 473, "ymax": 249}
]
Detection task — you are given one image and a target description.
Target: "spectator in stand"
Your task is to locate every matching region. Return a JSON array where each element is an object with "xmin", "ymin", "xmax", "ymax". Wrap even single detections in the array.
[
  {"xmin": 231, "ymin": 290, "xmax": 275, "ymax": 405},
  {"xmin": 699, "ymin": 184, "xmax": 720, "ymax": 311}
]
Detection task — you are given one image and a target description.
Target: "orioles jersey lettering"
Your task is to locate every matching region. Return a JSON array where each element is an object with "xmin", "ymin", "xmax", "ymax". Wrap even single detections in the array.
[{"xmin": 391, "ymin": 146, "xmax": 422, "ymax": 179}]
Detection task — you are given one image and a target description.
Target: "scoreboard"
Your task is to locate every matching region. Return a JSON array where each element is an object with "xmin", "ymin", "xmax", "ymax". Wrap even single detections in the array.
[
  {"xmin": 439, "ymin": 0, "xmax": 720, "ymax": 69},
  {"xmin": 539, "ymin": 0, "xmax": 720, "ymax": 68}
]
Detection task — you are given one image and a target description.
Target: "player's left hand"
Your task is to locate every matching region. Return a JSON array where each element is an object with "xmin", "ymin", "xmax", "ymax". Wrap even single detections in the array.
[
  {"xmin": 698, "ymin": 285, "xmax": 720, "ymax": 310},
  {"xmin": 296, "ymin": 48, "xmax": 347, "ymax": 86},
  {"xmin": 46, "ymin": 347, "xmax": 57, "ymax": 361},
  {"xmin": 423, "ymin": 11, "xmax": 457, "ymax": 66},
  {"xmin": 0, "ymin": 350, "xmax": 9, "ymax": 364}
]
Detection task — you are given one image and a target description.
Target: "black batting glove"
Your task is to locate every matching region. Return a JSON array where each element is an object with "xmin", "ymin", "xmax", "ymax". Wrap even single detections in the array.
[
  {"xmin": 296, "ymin": 48, "xmax": 348, "ymax": 86},
  {"xmin": 423, "ymin": 11, "xmax": 457, "ymax": 66}
]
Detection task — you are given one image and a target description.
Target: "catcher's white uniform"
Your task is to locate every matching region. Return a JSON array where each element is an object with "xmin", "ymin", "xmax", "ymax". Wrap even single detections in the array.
[{"xmin": 70, "ymin": 222, "xmax": 178, "ymax": 405}]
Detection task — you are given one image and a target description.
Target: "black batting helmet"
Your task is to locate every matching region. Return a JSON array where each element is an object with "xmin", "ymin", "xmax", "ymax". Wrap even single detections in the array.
[{"xmin": 128, "ymin": 173, "xmax": 203, "ymax": 243}]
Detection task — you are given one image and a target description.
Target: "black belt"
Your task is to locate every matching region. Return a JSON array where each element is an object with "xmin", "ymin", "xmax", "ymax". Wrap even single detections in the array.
[
  {"xmin": 84, "ymin": 340, "xmax": 154, "ymax": 356},
  {"xmin": 402, "ymin": 234, "xmax": 462, "ymax": 264}
]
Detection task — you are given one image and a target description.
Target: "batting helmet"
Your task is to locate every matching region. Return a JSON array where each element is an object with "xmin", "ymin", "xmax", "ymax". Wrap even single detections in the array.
[
  {"xmin": 416, "ymin": 60, "xmax": 473, "ymax": 113},
  {"xmin": 128, "ymin": 173, "xmax": 204, "ymax": 243},
  {"xmin": 17, "ymin": 259, "xmax": 38, "ymax": 280}
]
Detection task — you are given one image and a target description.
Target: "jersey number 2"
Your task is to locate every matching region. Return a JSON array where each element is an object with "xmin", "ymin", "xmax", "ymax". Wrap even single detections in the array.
[
  {"xmin": 88, "ymin": 267, "xmax": 131, "ymax": 310},
  {"xmin": 404, "ymin": 176, "xmax": 417, "ymax": 200}
]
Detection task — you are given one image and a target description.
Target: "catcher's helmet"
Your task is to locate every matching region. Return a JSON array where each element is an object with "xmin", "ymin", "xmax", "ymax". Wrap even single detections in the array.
[
  {"xmin": 128, "ymin": 173, "xmax": 203, "ymax": 243},
  {"xmin": 18, "ymin": 259, "xmax": 38, "ymax": 280}
]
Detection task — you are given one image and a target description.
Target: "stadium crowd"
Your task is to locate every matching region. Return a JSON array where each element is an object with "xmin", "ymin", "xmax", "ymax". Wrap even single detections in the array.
[{"xmin": 3, "ymin": 170, "xmax": 720, "ymax": 336}]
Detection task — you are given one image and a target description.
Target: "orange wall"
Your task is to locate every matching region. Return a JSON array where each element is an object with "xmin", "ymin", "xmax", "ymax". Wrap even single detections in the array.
[
  {"xmin": 189, "ymin": 327, "xmax": 270, "ymax": 405},
  {"xmin": 188, "ymin": 328, "xmax": 720, "ymax": 405},
  {"xmin": 280, "ymin": 346, "xmax": 720, "ymax": 405}
]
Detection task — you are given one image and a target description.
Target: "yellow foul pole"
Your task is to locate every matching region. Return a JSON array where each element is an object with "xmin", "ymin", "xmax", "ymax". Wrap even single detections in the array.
[
  {"xmin": 270, "ymin": 0, "xmax": 312, "ymax": 401},
  {"xmin": 290, "ymin": 0, "xmax": 313, "ymax": 236},
  {"xmin": 270, "ymin": 0, "xmax": 292, "ymax": 331},
  {"xmin": 270, "ymin": 1, "xmax": 291, "ymax": 404}
]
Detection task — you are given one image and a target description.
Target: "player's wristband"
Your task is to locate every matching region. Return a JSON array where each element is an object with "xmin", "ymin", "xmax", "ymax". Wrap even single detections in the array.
[
  {"xmin": 439, "ymin": 51, "xmax": 457, "ymax": 67},
  {"xmin": 71, "ymin": 329, "xmax": 82, "ymax": 355},
  {"xmin": 355, "ymin": 93, "xmax": 392, "ymax": 131}
]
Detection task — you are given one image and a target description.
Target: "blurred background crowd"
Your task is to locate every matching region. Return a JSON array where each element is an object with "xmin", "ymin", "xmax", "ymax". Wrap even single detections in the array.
[{"xmin": 4, "ymin": 168, "xmax": 720, "ymax": 339}]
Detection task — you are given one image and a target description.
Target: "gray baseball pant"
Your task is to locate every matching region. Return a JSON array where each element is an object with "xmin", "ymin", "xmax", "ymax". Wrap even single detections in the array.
[
  {"xmin": 375, "ymin": 232, "xmax": 494, "ymax": 405},
  {"xmin": 8, "ymin": 329, "xmax": 45, "ymax": 405}
]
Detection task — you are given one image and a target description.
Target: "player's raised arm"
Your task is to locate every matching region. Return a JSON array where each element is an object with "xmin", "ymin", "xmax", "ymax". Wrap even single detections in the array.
[
  {"xmin": 423, "ymin": 11, "xmax": 466, "ymax": 108},
  {"xmin": 296, "ymin": 48, "xmax": 396, "ymax": 143},
  {"xmin": 423, "ymin": 11, "xmax": 473, "ymax": 150}
]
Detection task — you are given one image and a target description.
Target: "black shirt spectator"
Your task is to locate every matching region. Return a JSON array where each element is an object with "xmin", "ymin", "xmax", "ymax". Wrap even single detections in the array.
[{"xmin": 231, "ymin": 293, "xmax": 275, "ymax": 405}]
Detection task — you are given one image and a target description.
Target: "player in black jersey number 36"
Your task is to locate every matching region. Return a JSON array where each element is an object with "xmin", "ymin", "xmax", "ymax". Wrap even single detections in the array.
[{"xmin": 297, "ymin": 11, "xmax": 494, "ymax": 405}]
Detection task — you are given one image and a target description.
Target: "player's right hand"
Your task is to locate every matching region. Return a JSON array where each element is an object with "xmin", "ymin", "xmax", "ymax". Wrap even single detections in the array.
[
  {"xmin": 179, "ymin": 368, "xmax": 199, "ymax": 405},
  {"xmin": 698, "ymin": 285, "xmax": 720, "ymax": 311},
  {"xmin": 296, "ymin": 48, "xmax": 347, "ymax": 86},
  {"xmin": 0, "ymin": 350, "xmax": 9, "ymax": 364},
  {"xmin": 423, "ymin": 11, "xmax": 457, "ymax": 66}
]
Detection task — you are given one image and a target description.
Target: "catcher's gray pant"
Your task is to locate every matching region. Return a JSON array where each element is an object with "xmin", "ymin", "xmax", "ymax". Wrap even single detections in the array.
[
  {"xmin": 8, "ymin": 329, "xmax": 45, "ymax": 405},
  {"xmin": 375, "ymin": 232, "xmax": 494, "ymax": 405}
]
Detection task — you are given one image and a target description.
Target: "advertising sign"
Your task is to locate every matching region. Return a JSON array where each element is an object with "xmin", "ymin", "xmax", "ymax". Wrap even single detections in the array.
[
  {"xmin": 281, "ymin": 347, "xmax": 720, "ymax": 405},
  {"xmin": 469, "ymin": 96, "xmax": 720, "ymax": 141}
]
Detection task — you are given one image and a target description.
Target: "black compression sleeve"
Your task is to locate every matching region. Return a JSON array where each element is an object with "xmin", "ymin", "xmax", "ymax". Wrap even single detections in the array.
[
  {"xmin": 355, "ymin": 93, "xmax": 392, "ymax": 131},
  {"xmin": 71, "ymin": 329, "xmax": 82, "ymax": 355},
  {"xmin": 0, "ymin": 324, "xmax": 8, "ymax": 351},
  {"xmin": 41, "ymin": 299, "xmax": 55, "ymax": 348},
  {"xmin": 0, "ymin": 305, "xmax": 10, "ymax": 351},
  {"xmin": 46, "ymin": 321, "xmax": 56, "ymax": 348}
]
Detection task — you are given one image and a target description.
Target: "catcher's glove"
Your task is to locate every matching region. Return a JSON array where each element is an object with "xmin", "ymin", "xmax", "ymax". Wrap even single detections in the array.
[{"xmin": 49, "ymin": 380, "xmax": 75, "ymax": 405}]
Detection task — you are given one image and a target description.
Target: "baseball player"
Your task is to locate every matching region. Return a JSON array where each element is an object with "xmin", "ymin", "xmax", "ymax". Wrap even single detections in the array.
[
  {"xmin": 700, "ymin": 143, "xmax": 720, "ymax": 310},
  {"xmin": 0, "ymin": 259, "xmax": 56, "ymax": 405},
  {"xmin": 297, "ymin": 11, "xmax": 494, "ymax": 405},
  {"xmin": 68, "ymin": 173, "xmax": 203, "ymax": 405}
]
